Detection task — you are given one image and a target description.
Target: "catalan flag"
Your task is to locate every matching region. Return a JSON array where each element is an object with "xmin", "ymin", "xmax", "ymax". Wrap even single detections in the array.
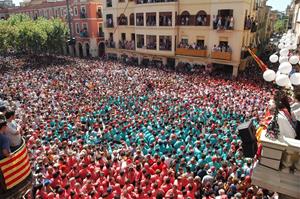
[
  {"xmin": 0, "ymin": 139, "xmax": 31, "ymax": 190},
  {"xmin": 247, "ymin": 48, "xmax": 268, "ymax": 72}
]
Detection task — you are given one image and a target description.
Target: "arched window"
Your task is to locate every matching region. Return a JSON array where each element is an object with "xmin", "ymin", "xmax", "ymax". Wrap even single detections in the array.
[
  {"xmin": 196, "ymin": 10, "xmax": 208, "ymax": 26},
  {"xmin": 180, "ymin": 11, "xmax": 190, "ymax": 26},
  {"xmin": 118, "ymin": 14, "xmax": 128, "ymax": 25}
]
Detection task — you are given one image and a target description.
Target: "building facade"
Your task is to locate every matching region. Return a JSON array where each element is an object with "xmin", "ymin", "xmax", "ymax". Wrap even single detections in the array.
[
  {"xmin": 0, "ymin": 0, "xmax": 104, "ymax": 57},
  {"xmin": 291, "ymin": 0, "xmax": 300, "ymax": 44},
  {"xmin": 102, "ymin": 0, "xmax": 266, "ymax": 77},
  {"xmin": 0, "ymin": 0, "xmax": 14, "ymax": 8}
]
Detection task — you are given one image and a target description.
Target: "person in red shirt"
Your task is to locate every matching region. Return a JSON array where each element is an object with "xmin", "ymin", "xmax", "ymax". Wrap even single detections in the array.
[{"xmin": 161, "ymin": 177, "xmax": 172, "ymax": 193}]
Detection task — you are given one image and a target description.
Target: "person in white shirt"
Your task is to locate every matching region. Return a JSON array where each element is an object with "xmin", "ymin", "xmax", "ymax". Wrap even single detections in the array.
[
  {"xmin": 269, "ymin": 100, "xmax": 296, "ymax": 140},
  {"xmin": 5, "ymin": 110, "xmax": 22, "ymax": 151}
]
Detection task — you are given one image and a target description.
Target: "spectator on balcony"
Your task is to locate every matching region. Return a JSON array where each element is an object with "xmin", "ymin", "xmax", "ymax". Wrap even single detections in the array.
[
  {"xmin": 212, "ymin": 45, "xmax": 218, "ymax": 52},
  {"xmin": 197, "ymin": 15, "xmax": 204, "ymax": 26},
  {"xmin": 217, "ymin": 16, "xmax": 222, "ymax": 30},
  {"xmin": 5, "ymin": 110, "xmax": 22, "ymax": 151},
  {"xmin": 107, "ymin": 17, "xmax": 113, "ymax": 27},
  {"xmin": 80, "ymin": 8, "xmax": 86, "ymax": 18},
  {"xmin": 245, "ymin": 16, "xmax": 252, "ymax": 30},
  {"xmin": 0, "ymin": 114, "xmax": 11, "ymax": 159},
  {"xmin": 229, "ymin": 16, "xmax": 234, "ymax": 30}
]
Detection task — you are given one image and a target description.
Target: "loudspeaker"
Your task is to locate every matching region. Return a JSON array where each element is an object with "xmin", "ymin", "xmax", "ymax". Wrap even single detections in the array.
[
  {"xmin": 242, "ymin": 142, "xmax": 258, "ymax": 158},
  {"xmin": 238, "ymin": 120, "xmax": 256, "ymax": 144}
]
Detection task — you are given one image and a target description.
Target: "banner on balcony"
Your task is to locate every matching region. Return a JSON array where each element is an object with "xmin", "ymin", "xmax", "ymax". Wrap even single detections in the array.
[{"xmin": 0, "ymin": 140, "xmax": 31, "ymax": 190}]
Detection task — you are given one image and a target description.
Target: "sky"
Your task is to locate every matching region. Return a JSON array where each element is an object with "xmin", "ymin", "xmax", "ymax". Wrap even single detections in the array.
[
  {"xmin": 267, "ymin": 0, "xmax": 292, "ymax": 12},
  {"xmin": 12, "ymin": 0, "xmax": 292, "ymax": 10},
  {"xmin": 13, "ymin": 0, "xmax": 22, "ymax": 6}
]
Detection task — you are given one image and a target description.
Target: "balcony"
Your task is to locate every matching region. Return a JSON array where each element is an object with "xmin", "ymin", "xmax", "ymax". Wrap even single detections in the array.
[
  {"xmin": 80, "ymin": 30, "xmax": 89, "ymax": 38},
  {"xmin": 245, "ymin": 17, "xmax": 257, "ymax": 32},
  {"xmin": 176, "ymin": 12, "xmax": 210, "ymax": 26},
  {"xmin": 98, "ymin": 32, "xmax": 104, "ymax": 37},
  {"xmin": 136, "ymin": 0, "xmax": 177, "ymax": 4},
  {"xmin": 80, "ymin": 12, "xmax": 87, "ymax": 19},
  {"xmin": 105, "ymin": 40, "xmax": 116, "ymax": 48},
  {"xmin": 119, "ymin": 40, "xmax": 135, "ymax": 50},
  {"xmin": 252, "ymin": 131, "xmax": 300, "ymax": 199},
  {"xmin": 176, "ymin": 48, "xmax": 207, "ymax": 57},
  {"xmin": 213, "ymin": 16, "xmax": 234, "ymax": 30},
  {"xmin": 0, "ymin": 138, "xmax": 32, "ymax": 199},
  {"xmin": 118, "ymin": 16, "xmax": 128, "ymax": 26},
  {"xmin": 211, "ymin": 51, "xmax": 232, "ymax": 61},
  {"xmin": 106, "ymin": 21, "xmax": 114, "ymax": 28}
]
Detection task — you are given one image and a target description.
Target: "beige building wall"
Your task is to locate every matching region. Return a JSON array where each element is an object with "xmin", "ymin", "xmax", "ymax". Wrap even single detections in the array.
[
  {"xmin": 103, "ymin": 0, "xmax": 263, "ymax": 77},
  {"xmin": 292, "ymin": 0, "xmax": 300, "ymax": 44}
]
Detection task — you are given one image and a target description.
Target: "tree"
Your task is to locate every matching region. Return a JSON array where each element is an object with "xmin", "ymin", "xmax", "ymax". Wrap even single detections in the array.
[
  {"xmin": 274, "ymin": 19, "xmax": 285, "ymax": 33},
  {"xmin": 0, "ymin": 14, "xmax": 68, "ymax": 54}
]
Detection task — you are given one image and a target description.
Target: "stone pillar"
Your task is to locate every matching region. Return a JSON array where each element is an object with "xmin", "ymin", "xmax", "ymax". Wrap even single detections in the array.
[
  {"xmin": 75, "ymin": 44, "xmax": 80, "ymax": 57},
  {"xmin": 69, "ymin": 45, "xmax": 75, "ymax": 56},
  {"xmin": 232, "ymin": 65, "xmax": 238, "ymax": 78},
  {"xmin": 175, "ymin": 59, "xmax": 179, "ymax": 70},
  {"xmin": 281, "ymin": 149, "xmax": 294, "ymax": 173},
  {"xmin": 89, "ymin": 38, "xmax": 98, "ymax": 58},
  {"xmin": 138, "ymin": 56, "xmax": 142, "ymax": 65},
  {"xmin": 82, "ymin": 43, "xmax": 87, "ymax": 57},
  {"xmin": 162, "ymin": 57, "xmax": 167, "ymax": 66}
]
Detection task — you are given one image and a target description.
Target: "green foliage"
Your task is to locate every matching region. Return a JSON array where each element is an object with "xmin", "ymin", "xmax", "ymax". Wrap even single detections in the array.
[
  {"xmin": 274, "ymin": 19, "xmax": 285, "ymax": 33},
  {"xmin": 0, "ymin": 14, "xmax": 68, "ymax": 54}
]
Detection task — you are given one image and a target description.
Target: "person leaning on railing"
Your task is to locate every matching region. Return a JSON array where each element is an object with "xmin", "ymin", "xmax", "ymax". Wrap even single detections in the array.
[{"xmin": 0, "ymin": 113, "xmax": 11, "ymax": 160}]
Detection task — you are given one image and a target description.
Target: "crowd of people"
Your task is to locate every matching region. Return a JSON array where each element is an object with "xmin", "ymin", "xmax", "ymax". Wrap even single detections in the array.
[
  {"xmin": 177, "ymin": 42, "xmax": 207, "ymax": 50},
  {"xmin": 0, "ymin": 55, "xmax": 278, "ymax": 199},
  {"xmin": 212, "ymin": 44, "xmax": 232, "ymax": 53},
  {"xmin": 213, "ymin": 16, "xmax": 234, "ymax": 31},
  {"xmin": 119, "ymin": 40, "xmax": 135, "ymax": 51}
]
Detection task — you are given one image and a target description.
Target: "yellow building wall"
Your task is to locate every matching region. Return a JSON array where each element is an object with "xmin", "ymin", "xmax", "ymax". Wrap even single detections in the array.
[{"xmin": 103, "ymin": 0, "xmax": 257, "ymax": 71}]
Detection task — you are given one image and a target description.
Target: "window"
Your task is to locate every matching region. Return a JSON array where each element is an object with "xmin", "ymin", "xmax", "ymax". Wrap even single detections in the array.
[
  {"xmin": 80, "ymin": 6, "xmax": 87, "ymax": 18},
  {"xmin": 159, "ymin": 36, "xmax": 172, "ymax": 51},
  {"xmin": 146, "ymin": 13, "xmax": 156, "ymax": 26},
  {"xmin": 181, "ymin": 38, "xmax": 188, "ymax": 45},
  {"xmin": 76, "ymin": 23, "xmax": 80, "ymax": 34},
  {"xmin": 97, "ymin": 7, "xmax": 102, "ymax": 18},
  {"xmin": 137, "ymin": 34, "xmax": 145, "ymax": 48},
  {"xmin": 130, "ymin": 13, "xmax": 135, "ymax": 25},
  {"xmin": 146, "ymin": 35, "xmax": 157, "ymax": 50},
  {"xmin": 82, "ymin": 23, "xmax": 88, "ymax": 31},
  {"xmin": 107, "ymin": 0, "xmax": 112, "ymax": 7},
  {"xmin": 74, "ymin": 7, "xmax": 78, "ymax": 16},
  {"xmin": 118, "ymin": 14, "xmax": 128, "ymax": 25},
  {"xmin": 136, "ymin": 13, "xmax": 144, "ymax": 26},
  {"xmin": 195, "ymin": 10, "xmax": 208, "ymax": 26},
  {"xmin": 106, "ymin": 14, "xmax": 114, "ymax": 27},
  {"xmin": 180, "ymin": 11, "xmax": 191, "ymax": 26},
  {"xmin": 214, "ymin": 9, "xmax": 234, "ymax": 30},
  {"xmin": 159, "ymin": 12, "xmax": 172, "ymax": 26},
  {"xmin": 98, "ymin": 24, "xmax": 104, "ymax": 37},
  {"xmin": 121, "ymin": 33, "xmax": 126, "ymax": 41}
]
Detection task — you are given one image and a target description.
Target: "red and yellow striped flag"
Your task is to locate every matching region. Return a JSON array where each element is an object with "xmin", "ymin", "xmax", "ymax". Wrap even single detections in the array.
[{"xmin": 0, "ymin": 140, "xmax": 31, "ymax": 190}]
